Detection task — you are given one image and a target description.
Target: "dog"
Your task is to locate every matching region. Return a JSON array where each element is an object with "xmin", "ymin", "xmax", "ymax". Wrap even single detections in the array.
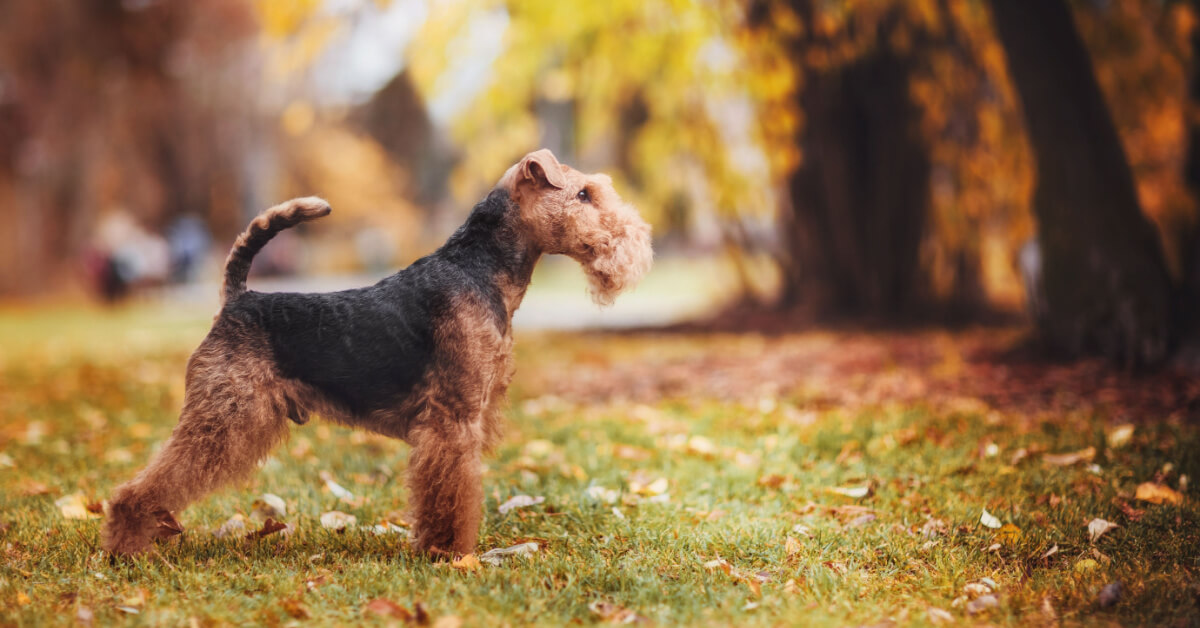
[{"xmin": 102, "ymin": 149, "xmax": 653, "ymax": 556}]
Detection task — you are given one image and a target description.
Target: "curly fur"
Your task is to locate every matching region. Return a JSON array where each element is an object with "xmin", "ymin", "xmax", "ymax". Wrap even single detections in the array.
[{"xmin": 102, "ymin": 149, "xmax": 652, "ymax": 557}]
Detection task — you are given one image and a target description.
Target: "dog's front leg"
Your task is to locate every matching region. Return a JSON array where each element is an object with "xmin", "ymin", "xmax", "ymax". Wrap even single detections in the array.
[{"xmin": 405, "ymin": 417, "xmax": 484, "ymax": 556}]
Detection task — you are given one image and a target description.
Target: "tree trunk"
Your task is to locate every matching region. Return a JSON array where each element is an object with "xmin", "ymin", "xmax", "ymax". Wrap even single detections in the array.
[
  {"xmin": 988, "ymin": 0, "xmax": 1173, "ymax": 367},
  {"xmin": 779, "ymin": 47, "xmax": 932, "ymax": 319},
  {"xmin": 1179, "ymin": 10, "xmax": 1200, "ymax": 347}
]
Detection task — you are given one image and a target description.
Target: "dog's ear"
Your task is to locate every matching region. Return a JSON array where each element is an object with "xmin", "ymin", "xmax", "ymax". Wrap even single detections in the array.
[{"xmin": 519, "ymin": 149, "xmax": 566, "ymax": 190}]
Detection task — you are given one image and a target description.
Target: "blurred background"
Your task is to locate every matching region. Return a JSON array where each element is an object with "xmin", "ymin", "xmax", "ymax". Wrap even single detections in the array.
[{"xmin": 0, "ymin": 0, "xmax": 1198, "ymax": 367}]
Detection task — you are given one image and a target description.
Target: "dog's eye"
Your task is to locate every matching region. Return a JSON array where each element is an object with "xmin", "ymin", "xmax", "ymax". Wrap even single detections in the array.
[{"xmin": 577, "ymin": 188, "xmax": 591, "ymax": 203}]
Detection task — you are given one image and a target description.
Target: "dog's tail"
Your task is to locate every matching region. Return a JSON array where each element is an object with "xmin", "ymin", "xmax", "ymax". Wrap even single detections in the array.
[{"xmin": 220, "ymin": 196, "xmax": 331, "ymax": 305}]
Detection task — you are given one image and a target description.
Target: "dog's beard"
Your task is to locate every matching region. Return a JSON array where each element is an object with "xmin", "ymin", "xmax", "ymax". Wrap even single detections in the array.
[{"xmin": 579, "ymin": 218, "xmax": 653, "ymax": 306}]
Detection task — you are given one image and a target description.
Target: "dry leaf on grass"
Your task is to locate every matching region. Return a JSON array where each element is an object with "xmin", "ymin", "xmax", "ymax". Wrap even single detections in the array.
[
  {"xmin": 589, "ymin": 600, "xmax": 646, "ymax": 624},
  {"xmin": 56, "ymin": 493, "xmax": 100, "ymax": 520},
  {"xmin": 1087, "ymin": 518, "xmax": 1120, "ymax": 543},
  {"xmin": 966, "ymin": 594, "xmax": 999, "ymax": 615},
  {"xmin": 251, "ymin": 494, "xmax": 286, "ymax": 522},
  {"xmin": 246, "ymin": 518, "xmax": 289, "ymax": 540},
  {"xmin": 498, "ymin": 495, "xmax": 545, "ymax": 515},
  {"xmin": 979, "ymin": 508, "xmax": 1002, "ymax": 529},
  {"xmin": 480, "ymin": 542, "xmax": 539, "ymax": 565},
  {"xmin": 756, "ymin": 474, "xmax": 789, "ymax": 489},
  {"xmin": 627, "ymin": 474, "xmax": 668, "ymax": 496},
  {"xmin": 364, "ymin": 598, "xmax": 414, "ymax": 621},
  {"xmin": 1043, "ymin": 447, "xmax": 1096, "ymax": 466},
  {"xmin": 785, "ymin": 536, "xmax": 803, "ymax": 557},
  {"xmin": 685, "ymin": 435, "xmax": 718, "ymax": 457},
  {"xmin": 215, "ymin": 514, "xmax": 247, "ymax": 538},
  {"xmin": 998, "ymin": 523, "xmax": 1022, "ymax": 546},
  {"xmin": 281, "ymin": 597, "xmax": 309, "ymax": 619},
  {"xmin": 1097, "ymin": 582, "xmax": 1123, "ymax": 608},
  {"xmin": 19, "ymin": 479, "xmax": 53, "ymax": 497},
  {"xmin": 319, "ymin": 511, "xmax": 356, "ymax": 531},
  {"xmin": 585, "ymin": 486, "xmax": 620, "ymax": 504},
  {"xmin": 319, "ymin": 471, "xmax": 355, "ymax": 501},
  {"xmin": 1107, "ymin": 424, "xmax": 1134, "ymax": 449},
  {"xmin": 928, "ymin": 607, "xmax": 954, "ymax": 624},
  {"xmin": 702, "ymin": 557, "xmax": 762, "ymax": 596},
  {"xmin": 1135, "ymin": 482, "xmax": 1183, "ymax": 505},
  {"xmin": 826, "ymin": 485, "xmax": 871, "ymax": 499},
  {"xmin": 369, "ymin": 522, "xmax": 407, "ymax": 536},
  {"xmin": 451, "ymin": 553, "xmax": 481, "ymax": 571}
]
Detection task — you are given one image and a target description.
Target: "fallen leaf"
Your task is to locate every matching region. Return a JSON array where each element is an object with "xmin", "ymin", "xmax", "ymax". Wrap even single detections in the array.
[
  {"xmin": 963, "ymin": 582, "xmax": 992, "ymax": 598},
  {"xmin": 1087, "ymin": 518, "xmax": 1120, "ymax": 543},
  {"xmin": 75, "ymin": 606, "xmax": 94, "ymax": 626},
  {"xmin": 451, "ymin": 553, "xmax": 481, "ymax": 571},
  {"xmin": 826, "ymin": 485, "xmax": 871, "ymax": 499},
  {"xmin": 845, "ymin": 513, "xmax": 876, "ymax": 528},
  {"xmin": 369, "ymin": 522, "xmax": 407, "ymax": 536},
  {"xmin": 121, "ymin": 589, "xmax": 147, "ymax": 609},
  {"xmin": 319, "ymin": 511, "xmax": 356, "ymax": 531},
  {"xmin": 921, "ymin": 518, "xmax": 948, "ymax": 538},
  {"xmin": 628, "ymin": 475, "xmax": 668, "ymax": 496},
  {"xmin": 613, "ymin": 444, "xmax": 651, "ymax": 461},
  {"xmin": 498, "ymin": 495, "xmax": 545, "ymax": 515},
  {"xmin": 585, "ymin": 486, "xmax": 620, "ymax": 504},
  {"xmin": 18, "ymin": 479, "xmax": 52, "ymax": 496},
  {"xmin": 1097, "ymin": 582, "xmax": 1123, "ymax": 608},
  {"xmin": 1074, "ymin": 558, "xmax": 1100, "ymax": 574},
  {"xmin": 319, "ymin": 471, "xmax": 355, "ymax": 501},
  {"xmin": 1135, "ymin": 482, "xmax": 1183, "ymax": 505},
  {"xmin": 251, "ymin": 494, "xmax": 287, "ymax": 522},
  {"xmin": 1107, "ymin": 424, "xmax": 1134, "ymax": 449},
  {"xmin": 998, "ymin": 523, "xmax": 1022, "ymax": 546},
  {"xmin": 479, "ymin": 542, "xmax": 539, "ymax": 565},
  {"xmin": 791, "ymin": 523, "xmax": 812, "ymax": 538},
  {"xmin": 966, "ymin": 594, "xmax": 999, "ymax": 615},
  {"xmin": 703, "ymin": 558, "xmax": 732, "ymax": 575},
  {"xmin": 1039, "ymin": 544, "xmax": 1059, "ymax": 560},
  {"xmin": 281, "ymin": 597, "xmax": 309, "ymax": 619},
  {"xmin": 686, "ymin": 435, "xmax": 718, "ymax": 457},
  {"xmin": 588, "ymin": 600, "xmax": 646, "ymax": 624},
  {"xmin": 979, "ymin": 508, "xmax": 1002, "ymax": 529},
  {"xmin": 1043, "ymin": 447, "xmax": 1096, "ymax": 466},
  {"xmin": 56, "ymin": 493, "xmax": 100, "ymax": 520},
  {"xmin": 928, "ymin": 607, "xmax": 954, "ymax": 624},
  {"xmin": 364, "ymin": 598, "xmax": 413, "ymax": 621},
  {"xmin": 756, "ymin": 474, "xmax": 788, "ymax": 489},
  {"xmin": 432, "ymin": 614, "xmax": 461, "ymax": 628},
  {"xmin": 16, "ymin": 591, "xmax": 31, "ymax": 605},
  {"xmin": 246, "ymin": 518, "xmax": 289, "ymax": 540},
  {"xmin": 1041, "ymin": 595, "xmax": 1058, "ymax": 622},
  {"xmin": 215, "ymin": 514, "xmax": 247, "ymax": 538},
  {"xmin": 785, "ymin": 536, "xmax": 803, "ymax": 557}
]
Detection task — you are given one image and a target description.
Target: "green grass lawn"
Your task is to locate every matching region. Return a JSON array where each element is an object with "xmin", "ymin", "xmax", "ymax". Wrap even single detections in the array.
[{"xmin": 1, "ymin": 305, "xmax": 1197, "ymax": 626}]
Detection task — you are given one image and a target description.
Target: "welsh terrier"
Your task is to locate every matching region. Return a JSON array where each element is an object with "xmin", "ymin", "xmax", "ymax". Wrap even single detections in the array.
[{"xmin": 103, "ymin": 149, "xmax": 653, "ymax": 556}]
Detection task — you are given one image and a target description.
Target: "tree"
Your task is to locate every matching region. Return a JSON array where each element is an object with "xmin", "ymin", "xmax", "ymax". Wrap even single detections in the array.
[
  {"xmin": 771, "ymin": 3, "xmax": 932, "ymax": 318},
  {"xmin": 987, "ymin": 0, "xmax": 1175, "ymax": 367}
]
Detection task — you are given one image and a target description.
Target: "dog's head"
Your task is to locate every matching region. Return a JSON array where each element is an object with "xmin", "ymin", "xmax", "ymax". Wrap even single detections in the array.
[{"xmin": 498, "ymin": 149, "xmax": 653, "ymax": 305}]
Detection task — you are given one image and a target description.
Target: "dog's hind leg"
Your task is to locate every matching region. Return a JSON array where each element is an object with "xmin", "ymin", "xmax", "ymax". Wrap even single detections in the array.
[{"xmin": 103, "ymin": 341, "xmax": 291, "ymax": 555}]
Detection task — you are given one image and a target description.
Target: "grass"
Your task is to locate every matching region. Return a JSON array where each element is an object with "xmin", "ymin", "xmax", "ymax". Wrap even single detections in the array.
[{"xmin": 1, "ymin": 304, "xmax": 1198, "ymax": 626}]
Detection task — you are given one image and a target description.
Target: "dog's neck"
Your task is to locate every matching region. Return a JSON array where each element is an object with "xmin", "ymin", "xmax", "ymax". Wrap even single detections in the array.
[{"xmin": 437, "ymin": 190, "xmax": 540, "ymax": 324}]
